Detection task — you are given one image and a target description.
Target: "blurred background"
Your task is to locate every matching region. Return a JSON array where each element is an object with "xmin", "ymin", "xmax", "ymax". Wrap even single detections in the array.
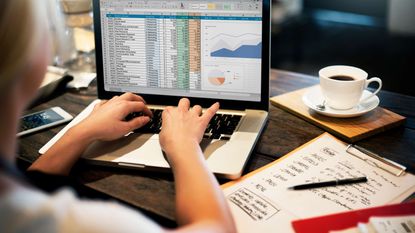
[
  {"xmin": 271, "ymin": 0, "xmax": 415, "ymax": 96},
  {"xmin": 50, "ymin": 0, "xmax": 415, "ymax": 97}
]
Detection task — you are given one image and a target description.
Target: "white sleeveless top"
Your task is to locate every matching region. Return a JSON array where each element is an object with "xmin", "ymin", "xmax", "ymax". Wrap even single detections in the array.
[{"xmin": 0, "ymin": 186, "xmax": 163, "ymax": 233}]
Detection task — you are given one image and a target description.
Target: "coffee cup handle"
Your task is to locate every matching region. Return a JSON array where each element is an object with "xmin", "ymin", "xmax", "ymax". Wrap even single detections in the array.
[{"xmin": 360, "ymin": 77, "xmax": 382, "ymax": 103}]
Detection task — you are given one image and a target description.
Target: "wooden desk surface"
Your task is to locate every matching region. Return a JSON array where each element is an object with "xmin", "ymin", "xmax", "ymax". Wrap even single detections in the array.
[{"xmin": 17, "ymin": 69, "xmax": 415, "ymax": 225}]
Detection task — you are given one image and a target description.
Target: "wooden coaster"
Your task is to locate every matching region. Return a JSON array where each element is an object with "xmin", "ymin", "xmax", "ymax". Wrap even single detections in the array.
[{"xmin": 270, "ymin": 85, "xmax": 406, "ymax": 142}]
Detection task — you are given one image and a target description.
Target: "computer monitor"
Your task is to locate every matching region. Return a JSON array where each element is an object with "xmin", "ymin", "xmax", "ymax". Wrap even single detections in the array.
[{"xmin": 93, "ymin": 0, "xmax": 270, "ymax": 110}]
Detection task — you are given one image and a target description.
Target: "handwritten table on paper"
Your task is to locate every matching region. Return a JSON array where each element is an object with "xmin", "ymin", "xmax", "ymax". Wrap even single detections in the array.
[{"xmin": 222, "ymin": 133, "xmax": 415, "ymax": 233}]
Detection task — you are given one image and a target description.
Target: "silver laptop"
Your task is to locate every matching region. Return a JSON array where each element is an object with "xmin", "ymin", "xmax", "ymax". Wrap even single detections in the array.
[{"xmin": 40, "ymin": 0, "xmax": 271, "ymax": 179}]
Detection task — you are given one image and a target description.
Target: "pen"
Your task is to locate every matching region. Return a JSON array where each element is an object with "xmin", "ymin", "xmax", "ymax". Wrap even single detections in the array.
[{"xmin": 287, "ymin": 177, "xmax": 368, "ymax": 190}]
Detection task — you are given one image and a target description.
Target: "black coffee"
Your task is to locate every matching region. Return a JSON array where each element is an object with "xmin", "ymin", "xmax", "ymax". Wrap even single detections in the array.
[{"xmin": 329, "ymin": 75, "xmax": 355, "ymax": 81}]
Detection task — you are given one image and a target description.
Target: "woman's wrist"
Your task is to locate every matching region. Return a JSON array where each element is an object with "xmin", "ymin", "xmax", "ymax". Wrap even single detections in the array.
[
  {"xmin": 66, "ymin": 123, "xmax": 97, "ymax": 147},
  {"xmin": 164, "ymin": 140, "xmax": 204, "ymax": 167}
]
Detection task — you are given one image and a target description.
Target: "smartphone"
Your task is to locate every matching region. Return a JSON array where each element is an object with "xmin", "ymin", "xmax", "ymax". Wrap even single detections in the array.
[{"xmin": 17, "ymin": 107, "xmax": 73, "ymax": 137}]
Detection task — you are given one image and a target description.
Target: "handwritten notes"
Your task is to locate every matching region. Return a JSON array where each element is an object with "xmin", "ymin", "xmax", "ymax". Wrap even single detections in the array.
[
  {"xmin": 222, "ymin": 133, "xmax": 415, "ymax": 233},
  {"xmin": 227, "ymin": 188, "xmax": 280, "ymax": 221}
]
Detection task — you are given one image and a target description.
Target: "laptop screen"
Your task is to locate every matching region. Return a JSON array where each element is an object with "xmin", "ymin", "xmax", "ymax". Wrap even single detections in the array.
[{"xmin": 94, "ymin": 0, "xmax": 270, "ymax": 110}]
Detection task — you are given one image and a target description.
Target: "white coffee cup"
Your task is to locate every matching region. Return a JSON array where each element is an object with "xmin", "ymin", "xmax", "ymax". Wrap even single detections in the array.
[{"xmin": 319, "ymin": 65, "xmax": 382, "ymax": 110}]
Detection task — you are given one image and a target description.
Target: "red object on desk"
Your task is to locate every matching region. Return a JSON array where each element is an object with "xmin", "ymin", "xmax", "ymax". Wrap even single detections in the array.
[{"xmin": 292, "ymin": 201, "xmax": 415, "ymax": 233}]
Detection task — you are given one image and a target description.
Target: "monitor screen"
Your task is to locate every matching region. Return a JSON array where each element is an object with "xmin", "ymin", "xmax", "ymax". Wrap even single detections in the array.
[{"xmin": 98, "ymin": 0, "xmax": 263, "ymax": 102}]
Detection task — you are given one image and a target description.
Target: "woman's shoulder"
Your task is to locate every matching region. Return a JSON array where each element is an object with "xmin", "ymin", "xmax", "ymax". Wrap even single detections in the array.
[
  {"xmin": 0, "ymin": 186, "xmax": 163, "ymax": 233},
  {"xmin": 0, "ymin": 186, "xmax": 68, "ymax": 232}
]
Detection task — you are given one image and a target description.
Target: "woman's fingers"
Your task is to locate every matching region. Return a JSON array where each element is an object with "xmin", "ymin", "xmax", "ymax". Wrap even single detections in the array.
[
  {"xmin": 107, "ymin": 93, "xmax": 153, "ymax": 117},
  {"xmin": 178, "ymin": 98, "xmax": 190, "ymax": 112},
  {"xmin": 125, "ymin": 115, "xmax": 151, "ymax": 130},
  {"xmin": 201, "ymin": 102, "xmax": 220, "ymax": 123},
  {"xmin": 191, "ymin": 105, "xmax": 203, "ymax": 116},
  {"xmin": 117, "ymin": 92, "xmax": 146, "ymax": 103},
  {"xmin": 126, "ymin": 101, "xmax": 153, "ymax": 117}
]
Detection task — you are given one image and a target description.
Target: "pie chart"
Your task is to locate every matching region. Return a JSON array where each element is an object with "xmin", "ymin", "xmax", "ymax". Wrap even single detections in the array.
[{"xmin": 208, "ymin": 70, "xmax": 226, "ymax": 86}]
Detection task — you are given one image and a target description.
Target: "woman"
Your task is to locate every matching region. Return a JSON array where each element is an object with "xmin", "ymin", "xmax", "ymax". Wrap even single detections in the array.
[{"xmin": 0, "ymin": 1, "xmax": 236, "ymax": 232}]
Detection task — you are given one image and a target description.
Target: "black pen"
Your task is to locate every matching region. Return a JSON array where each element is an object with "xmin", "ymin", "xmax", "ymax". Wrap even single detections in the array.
[{"xmin": 287, "ymin": 177, "xmax": 368, "ymax": 190}]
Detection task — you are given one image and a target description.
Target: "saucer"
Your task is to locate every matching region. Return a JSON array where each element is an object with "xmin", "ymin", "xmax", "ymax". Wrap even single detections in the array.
[{"xmin": 302, "ymin": 86, "xmax": 380, "ymax": 118}]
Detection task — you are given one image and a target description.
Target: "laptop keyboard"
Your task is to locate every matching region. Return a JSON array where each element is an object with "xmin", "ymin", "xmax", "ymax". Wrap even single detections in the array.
[{"xmin": 126, "ymin": 109, "xmax": 242, "ymax": 140}]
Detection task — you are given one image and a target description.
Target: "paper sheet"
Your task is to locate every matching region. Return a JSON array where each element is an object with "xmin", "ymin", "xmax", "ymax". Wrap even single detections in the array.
[
  {"xmin": 66, "ymin": 71, "xmax": 96, "ymax": 89},
  {"xmin": 41, "ymin": 66, "xmax": 68, "ymax": 87},
  {"xmin": 370, "ymin": 215, "xmax": 415, "ymax": 233},
  {"xmin": 222, "ymin": 133, "xmax": 415, "ymax": 233},
  {"xmin": 330, "ymin": 216, "xmax": 415, "ymax": 233},
  {"xmin": 329, "ymin": 227, "xmax": 360, "ymax": 233}
]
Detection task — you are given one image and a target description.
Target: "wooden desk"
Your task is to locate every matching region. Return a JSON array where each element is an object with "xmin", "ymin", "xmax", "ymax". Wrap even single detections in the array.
[{"xmin": 17, "ymin": 69, "xmax": 415, "ymax": 225}]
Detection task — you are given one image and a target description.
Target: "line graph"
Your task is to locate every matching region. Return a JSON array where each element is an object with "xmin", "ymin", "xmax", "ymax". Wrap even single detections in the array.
[
  {"xmin": 209, "ymin": 32, "xmax": 262, "ymax": 59},
  {"xmin": 209, "ymin": 33, "xmax": 262, "ymax": 59},
  {"xmin": 200, "ymin": 20, "xmax": 262, "ymax": 94},
  {"xmin": 209, "ymin": 32, "xmax": 261, "ymax": 41},
  {"xmin": 211, "ymin": 42, "xmax": 262, "ymax": 59}
]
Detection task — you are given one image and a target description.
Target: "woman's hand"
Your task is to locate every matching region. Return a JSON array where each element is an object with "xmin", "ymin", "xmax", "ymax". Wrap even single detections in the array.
[
  {"xmin": 158, "ymin": 99, "xmax": 236, "ymax": 233},
  {"xmin": 159, "ymin": 98, "xmax": 219, "ymax": 158},
  {"xmin": 77, "ymin": 92, "xmax": 153, "ymax": 142},
  {"xmin": 28, "ymin": 93, "xmax": 152, "ymax": 175}
]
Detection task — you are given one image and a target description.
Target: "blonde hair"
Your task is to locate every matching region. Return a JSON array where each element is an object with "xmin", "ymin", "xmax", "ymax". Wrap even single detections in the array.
[{"xmin": 0, "ymin": 0, "xmax": 48, "ymax": 92}]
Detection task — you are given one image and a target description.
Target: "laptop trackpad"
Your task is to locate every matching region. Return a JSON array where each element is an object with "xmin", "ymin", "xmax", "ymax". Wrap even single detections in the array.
[
  {"xmin": 200, "ymin": 139, "xmax": 228, "ymax": 160},
  {"xmin": 83, "ymin": 133, "xmax": 228, "ymax": 162},
  {"xmin": 82, "ymin": 133, "xmax": 155, "ymax": 161}
]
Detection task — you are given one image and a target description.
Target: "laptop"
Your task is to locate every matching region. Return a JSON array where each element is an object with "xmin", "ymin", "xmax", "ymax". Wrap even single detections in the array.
[{"xmin": 40, "ymin": 0, "xmax": 271, "ymax": 179}]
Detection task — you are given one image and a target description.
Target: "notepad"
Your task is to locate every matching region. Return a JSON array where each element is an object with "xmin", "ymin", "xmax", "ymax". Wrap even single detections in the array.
[{"xmin": 221, "ymin": 133, "xmax": 415, "ymax": 233}]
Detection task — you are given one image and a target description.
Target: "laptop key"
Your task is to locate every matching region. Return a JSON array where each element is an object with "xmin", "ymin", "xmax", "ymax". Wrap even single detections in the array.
[
  {"xmin": 220, "ymin": 136, "xmax": 231, "ymax": 140},
  {"xmin": 132, "ymin": 109, "xmax": 163, "ymax": 134},
  {"xmin": 130, "ymin": 109, "xmax": 242, "ymax": 139},
  {"xmin": 210, "ymin": 134, "xmax": 221, "ymax": 139}
]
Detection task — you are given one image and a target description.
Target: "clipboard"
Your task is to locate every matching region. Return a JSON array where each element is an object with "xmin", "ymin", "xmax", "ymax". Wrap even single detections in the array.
[
  {"xmin": 223, "ymin": 133, "xmax": 406, "ymax": 190},
  {"xmin": 222, "ymin": 132, "xmax": 321, "ymax": 189},
  {"xmin": 345, "ymin": 144, "xmax": 406, "ymax": 177},
  {"xmin": 221, "ymin": 133, "xmax": 415, "ymax": 233}
]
